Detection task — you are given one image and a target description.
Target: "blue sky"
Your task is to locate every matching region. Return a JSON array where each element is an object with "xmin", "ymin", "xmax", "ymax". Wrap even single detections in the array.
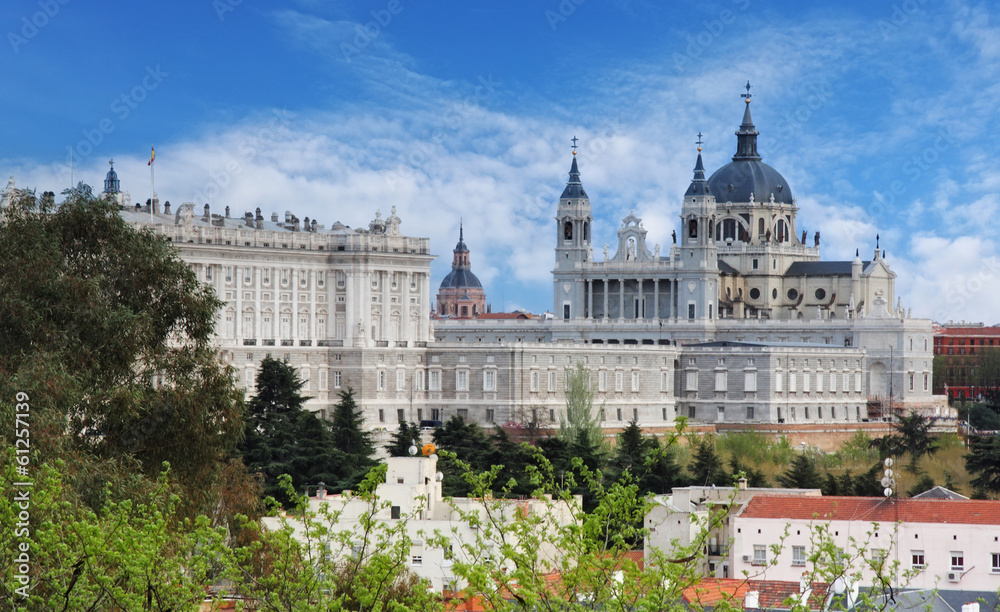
[{"xmin": 2, "ymin": 0, "xmax": 999, "ymax": 323}]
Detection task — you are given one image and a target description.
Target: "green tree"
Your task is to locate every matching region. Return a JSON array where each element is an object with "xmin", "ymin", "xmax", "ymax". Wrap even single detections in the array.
[
  {"xmin": 966, "ymin": 435, "xmax": 1000, "ymax": 496},
  {"xmin": 907, "ymin": 474, "xmax": 936, "ymax": 497},
  {"xmin": 892, "ymin": 414, "xmax": 940, "ymax": 474},
  {"xmin": 238, "ymin": 356, "xmax": 342, "ymax": 506},
  {"xmin": 386, "ymin": 421, "xmax": 422, "ymax": 457},
  {"xmin": 777, "ymin": 453, "xmax": 823, "ymax": 489},
  {"xmin": 560, "ymin": 362, "xmax": 604, "ymax": 452},
  {"xmin": 689, "ymin": 436, "xmax": 728, "ymax": 486},
  {"xmin": 611, "ymin": 419, "xmax": 655, "ymax": 481},
  {"xmin": 0, "ymin": 186, "xmax": 249, "ymax": 521},
  {"xmin": 328, "ymin": 387, "xmax": 378, "ymax": 492},
  {"xmin": 433, "ymin": 415, "xmax": 491, "ymax": 496}
]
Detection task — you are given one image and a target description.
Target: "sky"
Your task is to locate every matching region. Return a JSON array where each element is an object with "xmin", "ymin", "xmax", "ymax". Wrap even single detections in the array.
[{"xmin": 1, "ymin": 0, "xmax": 998, "ymax": 323}]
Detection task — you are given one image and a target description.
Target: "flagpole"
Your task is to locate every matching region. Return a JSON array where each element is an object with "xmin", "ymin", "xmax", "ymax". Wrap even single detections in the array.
[
  {"xmin": 149, "ymin": 146, "xmax": 154, "ymax": 221},
  {"xmin": 70, "ymin": 148, "xmax": 73, "ymax": 191}
]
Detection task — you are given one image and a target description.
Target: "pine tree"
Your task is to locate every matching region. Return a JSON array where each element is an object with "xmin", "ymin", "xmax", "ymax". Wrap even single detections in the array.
[
  {"xmin": 777, "ymin": 453, "xmax": 823, "ymax": 490},
  {"xmin": 328, "ymin": 387, "xmax": 377, "ymax": 491},
  {"xmin": 433, "ymin": 416, "xmax": 491, "ymax": 496},
  {"xmin": 612, "ymin": 419, "xmax": 653, "ymax": 482},
  {"xmin": 689, "ymin": 437, "xmax": 728, "ymax": 486},
  {"xmin": 239, "ymin": 356, "xmax": 342, "ymax": 506},
  {"xmin": 386, "ymin": 422, "xmax": 422, "ymax": 457}
]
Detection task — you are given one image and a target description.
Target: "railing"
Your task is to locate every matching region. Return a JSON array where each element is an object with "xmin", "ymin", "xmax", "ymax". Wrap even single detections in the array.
[{"xmin": 243, "ymin": 339, "xmax": 257, "ymax": 345}]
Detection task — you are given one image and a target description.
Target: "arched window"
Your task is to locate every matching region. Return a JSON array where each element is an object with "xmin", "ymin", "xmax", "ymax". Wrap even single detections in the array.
[
  {"xmin": 583, "ymin": 221, "xmax": 589, "ymax": 241},
  {"xmin": 688, "ymin": 218, "xmax": 698, "ymax": 239},
  {"xmin": 723, "ymin": 219, "xmax": 737, "ymax": 241},
  {"xmin": 758, "ymin": 218, "xmax": 765, "ymax": 236},
  {"xmin": 563, "ymin": 220, "xmax": 573, "ymax": 240},
  {"xmin": 777, "ymin": 219, "xmax": 787, "ymax": 243}
]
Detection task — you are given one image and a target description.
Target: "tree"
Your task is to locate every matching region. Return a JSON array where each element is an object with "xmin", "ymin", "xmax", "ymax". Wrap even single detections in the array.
[
  {"xmin": 688, "ymin": 437, "xmax": 728, "ymax": 486},
  {"xmin": 0, "ymin": 186, "xmax": 249, "ymax": 521},
  {"xmin": 433, "ymin": 415, "xmax": 492, "ymax": 496},
  {"xmin": 777, "ymin": 453, "xmax": 823, "ymax": 489},
  {"xmin": 611, "ymin": 419, "xmax": 655, "ymax": 482},
  {"xmin": 560, "ymin": 362, "xmax": 604, "ymax": 452},
  {"xmin": 386, "ymin": 421, "xmax": 422, "ymax": 457},
  {"xmin": 238, "ymin": 356, "xmax": 342, "ymax": 506},
  {"xmin": 892, "ymin": 414, "xmax": 939, "ymax": 473},
  {"xmin": 966, "ymin": 435, "xmax": 1000, "ymax": 496},
  {"xmin": 328, "ymin": 387, "xmax": 378, "ymax": 491}
]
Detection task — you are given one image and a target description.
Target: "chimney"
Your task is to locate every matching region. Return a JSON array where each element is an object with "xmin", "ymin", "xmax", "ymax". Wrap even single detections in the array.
[
  {"xmin": 738, "ymin": 477, "xmax": 748, "ymax": 490},
  {"xmin": 244, "ymin": 211, "xmax": 253, "ymax": 225},
  {"xmin": 963, "ymin": 604, "xmax": 980, "ymax": 612},
  {"xmin": 284, "ymin": 210, "xmax": 292, "ymax": 223},
  {"xmin": 311, "ymin": 219, "xmax": 318, "ymax": 232},
  {"xmin": 303, "ymin": 216, "xmax": 311, "ymax": 231},
  {"xmin": 271, "ymin": 212, "xmax": 279, "ymax": 222},
  {"xmin": 745, "ymin": 591, "xmax": 759, "ymax": 610},
  {"xmin": 164, "ymin": 201, "xmax": 171, "ymax": 215},
  {"xmin": 203, "ymin": 204, "xmax": 211, "ymax": 220},
  {"xmin": 799, "ymin": 571, "xmax": 809, "ymax": 593},
  {"xmin": 225, "ymin": 205, "xmax": 230, "ymax": 219},
  {"xmin": 317, "ymin": 482, "xmax": 326, "ymax": 500}
]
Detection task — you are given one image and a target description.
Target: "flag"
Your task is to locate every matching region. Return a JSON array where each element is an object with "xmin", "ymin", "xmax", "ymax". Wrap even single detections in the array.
[{"xmin": 148, "ymin": 147, "xmax": 155, "ymax": 166}]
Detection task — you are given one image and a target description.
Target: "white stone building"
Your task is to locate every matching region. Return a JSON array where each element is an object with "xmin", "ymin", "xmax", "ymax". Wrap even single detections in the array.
[{"xmin": 261, "ymin": 454, "xmax": 579, "ymax": 592}]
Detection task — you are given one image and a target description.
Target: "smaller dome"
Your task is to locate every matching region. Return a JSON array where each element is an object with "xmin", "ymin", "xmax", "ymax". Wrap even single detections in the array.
[{"xmin": 439, "ymin": 269, "xmax": 482, "ymax": 290}]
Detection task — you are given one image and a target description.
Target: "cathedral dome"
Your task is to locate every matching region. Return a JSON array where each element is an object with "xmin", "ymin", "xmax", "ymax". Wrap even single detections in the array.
[
  {"xmin": 707, "ymin": 159, "xmax": 793, "ymax": 204},
  {"xmin": 706, "ymin": 85, "xmax": 793, "ymax": 205}
]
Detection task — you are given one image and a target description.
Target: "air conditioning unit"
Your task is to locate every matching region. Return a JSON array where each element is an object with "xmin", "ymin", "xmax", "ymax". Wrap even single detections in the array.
[
  {"xmin": 742, "ymin": 555, "xmax": 751, "ymax": 562},
  {"xmin": 948, "ymin": 572, "xmax": 960, "ymax": 582}
]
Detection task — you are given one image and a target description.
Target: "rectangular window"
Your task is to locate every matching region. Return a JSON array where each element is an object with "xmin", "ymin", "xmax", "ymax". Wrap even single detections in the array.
[
  {"xmin": 688, "ymin": 303, "xmax": 696, "ymax": 320},
  {"xmin": 615, "ymin": 371, "xmax": 624, "ymax": 392},
  {"xmin": 411, "ymin": 556, "xmax": 422, "ymax": 567},
  {"xmin": 842, "ymin": 372, "xmax": 850, "ymax": 392},
  {"xmin": 855, "ymin": 372, "xmax": 862, "ymax": 392},
  {"xmin": 397, "ymin": 408, "xmax": 405, "ymax": 422},
  {"xmin": 243, "ymin": 267, "xmax": 252, "ymax": 284},
  {"xmin": 485, "ymin": 408, "xmax": 494, "ymax": 422},
  {"xmin": 686, "ymin": 371, "xmax": 698, "ymax": 391},
  {"xmin": 396, "ymin": 369, "xmax": 405, "ymax": 390},
  {"xmin": 715, "ymin": 371, "xmax": 727, "ymax": 392},
  {"xmin": 912, "ymin": 550, "xmax": 925, "ymax": 569},
  {"xmin": 792, "ymin": 546, "xmax": 806, "ymax": 566},
  {"xmin": 484, "ymin": 370, "xmax": 496, "ymax": 391},
  {"xmin": 548, "ymin": 371, "xmax": 557, "ymax": 391},
  {"xmin": 924, "ymin": 373, "xmax": 929, "ymax": 391},
  {"xmin": 225, "ymin": 267, "xmax": 233, "ymax": 283},
  {"xmin": 815, "ymin": 372, "xmax": 823, "ymax": 393},
  {"xmin": 334, "ymin": 371, "xmax": 342, "ymax": 388},
  {"xmin": 775, "ymin": 372, "xmax": 783, "ymax": 393},
  {"xmin": 599, "ymin": 371, "xmax": 607, "ymax": 392},
  {"xmin": 429, "ymin": 370, "xmax": 441, "ymax": 391},
  {"xmin": 746, "ymin": 406, "xmax": 754, "ymax": 420},
  {"xmin": 530, "ymin": 371, "xmax": 539, "ymax": 392},
  {"xmin": 803, "ymin": 372, "xmax": 810, "ymax": 393},
  {"xmin": 377, "ymin": 370, "xmax": 386, "ymax": 391},
  {"xmin": 662, "ymin": 371, "xmax": 670, "ymax": 392},
  {"xmin": 319, "ymin": 369, "xmax": 328, "ymax": 391},
  {"xmin": 391, "ymin": 506, "xmax": 401, "ymax": 520},
  {"xmin": 992, "ymin": 553, "xmax": 1000, "ymax": 573},
  {"xmin": 631, "ymin": 371, "xmax": 639, "ymax": 392},
  {"xmin": 456, "ymin": 370, "xmax": 468, "ymax": 391},
  {"xmin": 717, "ymin": 406, "xmax": 724, "ymax": 422},
  {"xmin": 378, "ymin": 409, "xmax": 385, "ymax": 423},
  {"xmin": 909, "ymin": 373, "xmax": 915, "ymax": 392},
  {"xmin": 744, "ymin": 371, "xmax": 757, "ymax": 392},
  {"xmin": 951, "ymin": 551, "xmax": 964, "ymax": 571},
  {"xmin": 789, "ymin": 372, "xmax": 797, "ymax": 393},
  {"xmin": 753, "ymin": 545, "xmax": 767, "ymax": 566}
]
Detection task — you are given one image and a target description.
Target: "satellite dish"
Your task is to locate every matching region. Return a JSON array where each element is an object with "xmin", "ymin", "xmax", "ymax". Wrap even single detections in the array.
[
  {"xmin": 884, "ymin": 458, "xmax": 893, "ymax": 468},
  {"xmin": 884, "ymin": 487, "xmax": 892, "ymax": 497},
  {"xmin": 435, "ymin": 471, "xmax": 444, "ymax": 482},
  {"xmin": 884, "ymin": 468, "xmax": 893, "ymax": 478},
  {"xmin": 881, "ymin": 477, "xmax": 891, "ymax": 488},
  {"xmin": 408, "ymin": 445, "xmax": 417, "ymax": 456},
  {"xmin": 422, "ymin": 443, "xmax": 436, "ymax": 456}
]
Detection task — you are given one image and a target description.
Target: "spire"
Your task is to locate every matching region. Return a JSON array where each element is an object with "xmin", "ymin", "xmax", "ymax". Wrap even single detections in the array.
[
  {"xmin": 685, "ymin": 133, "xmax": 710, "ymax": 196},
  {"xmin": 455, "ymin": 220, "xmax": 468, "ymax": 253},
  {"xmin": 560, "ymin": 149, "xmax": 588, "ymax": 199},
  {"xmin": 452, "ymin": 222, "xmax": 470, "ymax": 269},
  {"xmin": 733, "ymin": 81, "xmax": 761, "ymax": 161}
]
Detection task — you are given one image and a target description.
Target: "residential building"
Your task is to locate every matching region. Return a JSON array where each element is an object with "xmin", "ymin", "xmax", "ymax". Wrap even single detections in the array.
[
  {"xmin": 731, "ymin": 495, "xmax": 1000, "ymax": 591},
  {"xmin": 933, "ymin": 322, "xmax": 1000, "ymax": 401}
]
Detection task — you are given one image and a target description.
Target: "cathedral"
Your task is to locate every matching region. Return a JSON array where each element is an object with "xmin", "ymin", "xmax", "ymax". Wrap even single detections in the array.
[{"xmin": 0, "ymin": 88, "xmax": 948, "ymax": 434}]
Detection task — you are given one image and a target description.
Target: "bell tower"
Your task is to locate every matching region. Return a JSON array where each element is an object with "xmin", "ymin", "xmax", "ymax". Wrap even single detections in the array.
[
  {"xmin": 678, "ymin": 138, "xmax": 719, "ymax": 320},
  {"xmin": 553, "ymin": 139, "xmax": 593, "ymax": 319}
]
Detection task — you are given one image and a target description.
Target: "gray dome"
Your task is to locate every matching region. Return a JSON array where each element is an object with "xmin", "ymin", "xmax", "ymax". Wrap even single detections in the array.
[
  {"xmin": 439, "ymin": 269, "xmax": 482, "ymax": 290},
  {"xmin": 707, "ymin": 160, "xmax": 793, "ymax": 205}
]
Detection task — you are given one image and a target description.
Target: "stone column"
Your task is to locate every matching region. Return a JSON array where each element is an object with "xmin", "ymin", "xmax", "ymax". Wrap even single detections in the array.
[
  {"xmin": 587, "ymin": 280, "xmax": 593, "ymax": 319},
  {"xmin": 603, "ymin": 279, "xmax": 609, "ymax": 319},
  {"xmin": 618, "ymin": 278, "xmax": 625, "ymax": 320},
  {"xmin": 653, "ymin": 279, "xmax": 659, "ymax": 319}
]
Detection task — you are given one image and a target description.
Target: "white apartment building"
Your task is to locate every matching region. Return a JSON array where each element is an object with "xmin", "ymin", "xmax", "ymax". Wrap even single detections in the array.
[{"xmin": 730, "ymin": 495, "xmax": 1000, "ymax": 591}]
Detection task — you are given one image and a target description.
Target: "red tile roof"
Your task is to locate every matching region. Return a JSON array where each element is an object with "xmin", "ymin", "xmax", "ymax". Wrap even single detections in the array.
[
  {"xmin": 682, "ymin": 579, "xmax": 829, "ymax": 610},
  {"xmin": 739, "ymin": 495, "xmax": 1000, "ymax": 525},
  {"xmin": 475, "ymin": 312, "xmax": 533, "ymax": 319}
]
